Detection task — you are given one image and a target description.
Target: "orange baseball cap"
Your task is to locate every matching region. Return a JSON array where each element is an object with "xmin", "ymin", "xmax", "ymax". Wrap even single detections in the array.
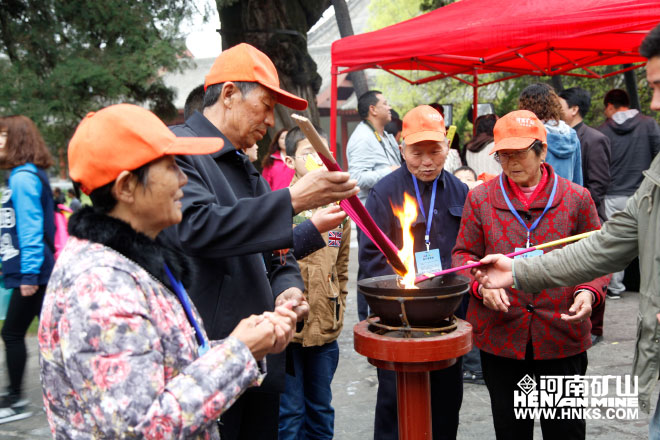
[
  {"xmin": 490, "ymin": 110, "xmax": 547, "ymax": 154},
  {"xmin": 402, "ymin": 105, "xmax": 447, "ymax": 145},
  {"xmin": 204, "ymin": 43, "xmax": 308, "ymax": 111},
  {"xmin": 68, "ymin": 104, "xmax": 224, "ymax": 195}
]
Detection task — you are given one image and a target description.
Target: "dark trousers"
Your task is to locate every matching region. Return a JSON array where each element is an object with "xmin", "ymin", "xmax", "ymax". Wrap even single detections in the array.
[
  {"xmin": 590, "ymin": 299, "xmax": 605, "ymax": 336},
  {"xmin": 1, "ymin": 286, "xmax": 46, "ymax": 398},
  {"xmin": 462, "ymin": 345, "xmax": 482, "ymax": 373},
  {"xmin": 374, "ymin": 360, "xmax": 463, "ymax": 440},
  {"xmin": 356, "ymin": 228, "xmax": 370, "ymax": 321},
  {"xmin": 480, "ymin": 344, "xmax": 588, "ymax": 440},
  {"xmin": 278, "ymin": 341, "xmax": 340, "ymax": 440},
  {"xmin": 219, "ymin": 389, "xmax": 280, "ymax": 440}
]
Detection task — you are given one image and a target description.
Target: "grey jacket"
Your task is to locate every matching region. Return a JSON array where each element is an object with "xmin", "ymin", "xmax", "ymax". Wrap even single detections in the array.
[
  {"xmin": 512, "ymin": 152, "xmax": 660, "ymax": 412},
  {"xmin": 346, "ymin": 121, "xmax": 401, "ymax": 204}
]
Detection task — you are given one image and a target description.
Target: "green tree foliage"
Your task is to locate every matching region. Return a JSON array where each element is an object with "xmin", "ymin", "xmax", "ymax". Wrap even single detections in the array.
[
  {"xmin": 0, "ymin": 0, "xmax": 195, "ymax": 167},
  {"xmin": 420, "ymin": 0, "xmax": 453, "ymax": 11}
]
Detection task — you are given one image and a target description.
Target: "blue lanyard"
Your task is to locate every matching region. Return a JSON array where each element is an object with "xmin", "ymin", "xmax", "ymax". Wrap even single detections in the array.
[
  {"xmin": 498, "ymin": 173, "xmax": 558, "ymax": 248},
  {"xmin": 412, "ymin": 175, "xmax": 439, "ymax": 251},
  {"xmin": 163, "ymin": 264, "xmax": 209, "ymax": 356}
]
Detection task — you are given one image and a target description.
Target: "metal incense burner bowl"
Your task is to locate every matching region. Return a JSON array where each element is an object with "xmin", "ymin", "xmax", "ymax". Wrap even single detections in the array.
[{"xmin": 358, "ymin": 273, "xmax": 470, "ymax": 329}]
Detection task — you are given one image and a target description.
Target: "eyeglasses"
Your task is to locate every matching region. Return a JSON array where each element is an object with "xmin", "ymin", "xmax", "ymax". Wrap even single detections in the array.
[
  {"xmin": 494, "ymin": 144, "xmax": 534, "ymax": 163},
  {"xmin": 294, "ymin": 152, "xmax": 320, "ymax": 161}
]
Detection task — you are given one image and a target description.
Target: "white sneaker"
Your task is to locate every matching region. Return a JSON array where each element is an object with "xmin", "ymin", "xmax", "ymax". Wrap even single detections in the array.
[{"xmin": 0, "ymin": 405, "xmax": 33, "ymax": 424}]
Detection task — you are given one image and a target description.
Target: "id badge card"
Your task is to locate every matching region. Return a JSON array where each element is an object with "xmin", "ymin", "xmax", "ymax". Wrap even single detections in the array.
[
  {"xmin": 514, "ymin": 247, "xmax": 544, "ymax": 259},
  {"xmin": 415, "ymin": 249, "xmax": 443, "ymax": 274}
]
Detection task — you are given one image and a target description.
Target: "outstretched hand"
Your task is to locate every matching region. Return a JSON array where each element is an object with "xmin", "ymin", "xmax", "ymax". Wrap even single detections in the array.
[
  {"xmin": 470, "ymin": 255, "xmax": 514, "ymax": 289},
  {"xmin": 310, "ymin": 205, "xmax": 347, "ymax": 234},
  {"xmin": 290, "ymin": 169, "xmax": 358, "ymax": 214}
]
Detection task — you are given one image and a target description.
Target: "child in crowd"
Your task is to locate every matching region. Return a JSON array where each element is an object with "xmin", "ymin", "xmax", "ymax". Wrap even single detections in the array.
[
  {"xmin": 453, "ymin": 165, "xmax": 482, "ymax": 190},
  {"xmin": 278, "ymin": 127, "xmax": 351, "ymax": 440}
]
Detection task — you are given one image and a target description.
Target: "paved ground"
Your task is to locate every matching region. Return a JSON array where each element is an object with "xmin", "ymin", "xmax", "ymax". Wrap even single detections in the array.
[{"xmin": 0, "ymin": 224, "xmax": 656, "ymax": 439}]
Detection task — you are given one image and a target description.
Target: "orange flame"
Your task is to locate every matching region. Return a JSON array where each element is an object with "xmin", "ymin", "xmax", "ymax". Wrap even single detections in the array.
[{"xmin": 392, "ymin": 193, "xmax": 418, "ymax": 289}]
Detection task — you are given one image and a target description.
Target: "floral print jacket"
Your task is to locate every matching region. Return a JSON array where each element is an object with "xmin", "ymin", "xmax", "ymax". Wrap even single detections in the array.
[{"xmin": 38, "ymin": 209, "xmax": 264, "ymax": 439}]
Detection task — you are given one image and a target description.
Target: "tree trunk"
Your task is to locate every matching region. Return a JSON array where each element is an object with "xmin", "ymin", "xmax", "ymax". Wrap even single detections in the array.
[
  {"xmin": 551, "ymin": 75, "xmax": 564, "ymax": 92},
  {"xmin": 623, "ymin": 64, "xmax": 641, "ymax": 110},
  {"xmin": 332, "ymin": 0, "xmax": 369, "ymax": 98},
  {"xmin": 217, "ymin": 0, "xmax": 330, "ymax": 136}
]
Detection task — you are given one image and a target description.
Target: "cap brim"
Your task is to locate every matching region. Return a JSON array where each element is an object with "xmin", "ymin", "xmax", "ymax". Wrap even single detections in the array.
[
  {"xmin": 404, "ymin": 130, "xmax": 446, "ymax": 145},
  {"xmin": 261, "ymin": 83, "xmax": 308, "ymax": 111},
  {"xmin": 490, "ymin": 137, "xmax": 536, "ymax": 154},
  {"xmin": 165, "ymin": 137, "xmax": 224, "ymax": 156}
]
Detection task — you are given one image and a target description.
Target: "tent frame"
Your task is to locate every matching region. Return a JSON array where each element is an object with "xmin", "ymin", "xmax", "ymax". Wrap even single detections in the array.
[{"xmin": 330, "ymin": 43, "xmax": 645, "ymax": 156}]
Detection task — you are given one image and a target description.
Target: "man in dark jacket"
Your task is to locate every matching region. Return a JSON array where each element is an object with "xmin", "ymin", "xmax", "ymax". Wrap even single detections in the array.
[
  {"xmin": 599, "ymin": 88, "xmax": 660, "ymax": 298},
  {"xmin": 360, "ymin": 105, "xmax": 468, "ymax": 440},
  {"xmin": 558, "ymin": 87, "xmax": 611, "ymax": 223},
  {"xmin": 161, "ymin": 43, "xmax": 358, "ymax": 440}
]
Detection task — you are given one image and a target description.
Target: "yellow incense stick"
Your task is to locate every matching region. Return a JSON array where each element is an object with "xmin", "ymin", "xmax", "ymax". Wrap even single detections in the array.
[
  {"xmin": 446, "ymin": 125, "xmax": 457, "ymax": 144},
  {"xmin": 534, "ymin": 230, "xmax": 596, "ymax": 250}
]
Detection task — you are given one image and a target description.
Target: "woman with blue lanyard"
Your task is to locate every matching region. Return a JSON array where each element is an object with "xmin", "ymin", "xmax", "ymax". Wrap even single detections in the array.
[
  {"xmin": 452, "ymin": 110, "xmax": 610, "ymax": 440},
  {"xmin": 38, "ymin": 104, "xmax": 297, "ymax": 439}
]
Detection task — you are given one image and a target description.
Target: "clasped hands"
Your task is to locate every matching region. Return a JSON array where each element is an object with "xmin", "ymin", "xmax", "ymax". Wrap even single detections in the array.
[
  {"xmin": 231, "ymin": 288, "xmax": 309, "ymax": 361},
  {"xmin": 469, "ymin": 258, "xmax": 593, "ymax": 323}
]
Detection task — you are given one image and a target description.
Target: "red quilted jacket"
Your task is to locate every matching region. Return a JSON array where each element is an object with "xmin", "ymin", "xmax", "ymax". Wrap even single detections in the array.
[{"xmin": 452, "ymin": 164, "xmax": 609, "ymax": 360}]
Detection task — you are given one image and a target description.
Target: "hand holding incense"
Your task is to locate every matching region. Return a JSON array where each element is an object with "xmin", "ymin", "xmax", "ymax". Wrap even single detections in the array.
[
  {"xmin": 291, "ymin": 114, "xmax": 407, "ymax": 275},
  {"xmin": 414, "ymin": 230, "xmax": 597, "ymax": 284}
]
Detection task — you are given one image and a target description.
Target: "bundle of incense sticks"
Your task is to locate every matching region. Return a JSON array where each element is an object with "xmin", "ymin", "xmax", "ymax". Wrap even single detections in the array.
[
  {"xmin": 414, "ymin": 230, "xmax": 597, "ymax": 284},
  {"xmin": 291, "ymin": 114, "xmax": 407, "ymax": 276}
]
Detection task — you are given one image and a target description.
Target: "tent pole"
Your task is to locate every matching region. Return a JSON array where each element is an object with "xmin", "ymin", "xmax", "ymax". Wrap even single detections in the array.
[
  {"xmin": 331, "ymin": 65, "xmax": 338, "ymax": 158},
  {"xmin": 473, "ymin": 70, "xmax": 479, "ymax": 137}
]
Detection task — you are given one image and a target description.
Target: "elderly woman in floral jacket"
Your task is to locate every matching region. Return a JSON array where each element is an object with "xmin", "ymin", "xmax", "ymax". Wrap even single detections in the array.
[
  {"xmin": 452, "ymin": 111, "xmax": 609, "ymax": 440},
  {"xmin": 38, "ymin": 104, "xmax": 297, "ymax": 439}
]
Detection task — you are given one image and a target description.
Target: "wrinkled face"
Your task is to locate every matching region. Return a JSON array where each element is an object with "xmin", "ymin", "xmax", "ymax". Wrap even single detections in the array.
[
  {"xmin": 498, "ymin": 143, "xmax": 547, "ymax": 187},
  {"xmin": 228, "ymin": 84, "xmax": 277, "ymax": 149},
  {"xmin": 285, "ymin": 138, "xmax": 324, "ymax": 178},
  {"xmin": 647, "ymin": 56, "xmax": 660, "ymax": 113},
  {"xmin": 403, "ymin": 140, "xmax": 448, "ymax": 182},
  {"xmin": 132, "ymin": 155, "xmax": 188, "ymax": 235},
  {"xmin": 372, "ymin": 94, "xmax": 392, "ymax": 125}
]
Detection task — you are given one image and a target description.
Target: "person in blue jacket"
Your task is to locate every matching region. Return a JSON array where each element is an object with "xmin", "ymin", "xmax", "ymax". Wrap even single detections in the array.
[
  {"xmin": 519, "ymin": 83, "xmax": 584, "ymax": 186},
  {"xmin": 0, "ymin": 115, "xmax": 55, "ymax": 424}
]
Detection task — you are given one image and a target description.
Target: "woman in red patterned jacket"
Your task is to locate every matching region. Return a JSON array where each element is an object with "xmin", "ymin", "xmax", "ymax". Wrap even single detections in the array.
[{"xmin": 452, "ymin": 110, "xmax": 609, "ymax": 440}]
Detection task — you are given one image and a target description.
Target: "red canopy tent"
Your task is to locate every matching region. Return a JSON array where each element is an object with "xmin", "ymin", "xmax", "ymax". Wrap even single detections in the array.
[{"xmin": 329, "ymin": 0, "xmax": 660, "ymax": 154}]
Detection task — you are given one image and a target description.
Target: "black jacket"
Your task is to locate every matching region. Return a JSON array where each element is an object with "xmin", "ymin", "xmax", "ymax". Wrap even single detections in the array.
[
  {"xmin": 599, "ymin": 113, "xmax": 660, "ymax": 197},
  {"xmin": 359, "ymin": 166, "xmax": 468, "ymax": 279},
  {"xmin": 161, "ymin": 111, "xmax": 304, "ymax": 393},
  {"xmin": 574, "ymin": 122, "xmax": 611, "ymax": 222}
]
